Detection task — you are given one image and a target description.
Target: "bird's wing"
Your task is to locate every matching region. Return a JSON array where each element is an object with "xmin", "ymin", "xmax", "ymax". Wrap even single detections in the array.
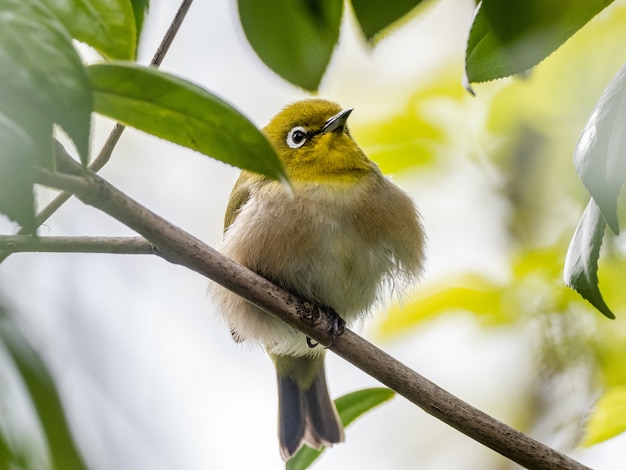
[{"xmin": 224, "ymin": 172, "xmax": 253, "ymax": 232}]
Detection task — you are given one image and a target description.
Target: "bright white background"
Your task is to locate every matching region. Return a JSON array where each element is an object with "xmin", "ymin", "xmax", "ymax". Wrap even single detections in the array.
[{"xmin": 1, "ymin": 0, "xmax": 625, "ymax": 469}]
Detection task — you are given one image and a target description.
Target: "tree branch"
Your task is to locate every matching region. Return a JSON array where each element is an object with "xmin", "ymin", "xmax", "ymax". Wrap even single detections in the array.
[
  {"xmin": 0, "ymin": 0, "xmax": 195, "ymax": 264},
  {"xmin": 0, "ymin": 236, "xmax": 156, "ymax": 255},
  {"xmin": 30, "ymin": 149, "xmax": 591, "ymax": 470}
]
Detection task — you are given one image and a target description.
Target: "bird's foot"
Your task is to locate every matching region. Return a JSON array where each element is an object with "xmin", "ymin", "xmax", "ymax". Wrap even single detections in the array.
[
  {"xmin": 326, "ymin": 307, "xmax": 346, "ymax": 343},
  {"xmin": 304, "ymin": 305, "xmax": 345, "ymax": 349}
]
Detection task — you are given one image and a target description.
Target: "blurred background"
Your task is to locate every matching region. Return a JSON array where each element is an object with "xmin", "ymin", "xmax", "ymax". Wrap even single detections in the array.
[{"xmin": 2, "ymin": 0, "xmax": 626, "ymax": 468}]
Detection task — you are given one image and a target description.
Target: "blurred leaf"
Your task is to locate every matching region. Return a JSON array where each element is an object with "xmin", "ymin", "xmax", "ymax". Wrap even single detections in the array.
[
  {"xmin": 0, "ymin": 112, "xmax": 38, "ymax": 231},
  {"xmin": 379, "ymin": 274, "xmax": 511, "ymax": 338},
  {"xmin": 88, "ymin": 62, "xmax": 287, "ymax": 181},
  {"xmin": 583, "ymin": 385, "xmax": 626, "ymax": 446},
  {"xmin": 130, "ymin": 0, "xmax": 149, "ymax": 39},
  {"xmin": 351, "ymin": 0, "xmax": 424, "ymax": 43},
  {"xmin": 355, "ymin": 107, "xmax": 439, "ymax": 174},
  {"xmin": 594, "ymin": 325, "xmax": 626, "ymax": 387},
  {"xmin": 237, "ymin": 0, "xmax": 342, "ymax": 91},
  {"xmin": 0, "ymin": 320, "xmax": 87, "ymax": 470},
  {"xmin": 564, "ymin": 199, "xmax": 615, "ymax": 319},
  {"xmin": 466, "ymin": 0, "xmax": 614, "ymax": 83},
  {"xmin": 0, "ymin": 1, "xmax": 92, "ymax": 166},
  {"xmin": 379, "ymin": 246, "xmax": 592, "ymax": 338},
  {"xmin": 287, "ymin": 388, "xmax": 395, "ymax": 470},
  {"xmin": 0, "ymin": 435, "xmax": 8, "ymax": 469},
  {"xmin": 40, "ymin": 0, "xmax": 137, "ymax": 60},
  {"xmin": 354, "ymin": 79, "xmax": 465, "ymax": 174},
  {"xmin": 512, "ymin": 246, "xmax": 566, "ymax": 281},
  {"xmin": 574, "ymin": 62, "xmax": 626, "ymax": 235},
  {"xmin": 0, "ymin": 428, "xmax": 14, "ymax": 469},
  {"xmin": 0, "ymin": 430, "xmax": 29, "ymax": 470}
]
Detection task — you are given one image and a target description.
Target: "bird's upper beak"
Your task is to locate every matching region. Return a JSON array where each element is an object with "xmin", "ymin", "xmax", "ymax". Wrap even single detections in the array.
[{"xmin": 320, "ymin": 108, "xmax": 353, "ymax": 134}]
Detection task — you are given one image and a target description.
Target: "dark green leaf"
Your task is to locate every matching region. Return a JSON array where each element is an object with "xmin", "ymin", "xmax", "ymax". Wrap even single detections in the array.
[
  {"xmin": 40, "ymin": 0, "xmax": 137, "ymax": 60},
  {"xmin": 0, "ymin": 2, "xmax": 92, "ymax": 166},
  {"xmin": 88, "ymin": 63, "xmax": 287, "ymax": 181},
  {"xmin": 130, "ymin": 0, "xmax": 150, "ymax": 38},
  {"xmin": 287, "ymin": 388, "xmax": 395, "ymax": 470},
  {"xmin": 564, "ymin": 199, "xmax": 615, "ymax": 319},
  {"xmin": 574, "ymin": 63, "xmax": 626, "ymax": 235},
  {"xmin": 0, "ymin": 111, "xmax": 38, "ymax": 232},
  {"xmin": 237, "ymin": 0, "xmax": 343, "ymax": 91},
  {"xmin": 0, "ymin": 318, "xmax": 87, "ymax": 470},
  {"xmin": 351, "ymin": 0, "xmax": 424, "ymax": 43},
  {"xmin": 466, "ymin": 0, "xmax": 614, "ymax": 83}
]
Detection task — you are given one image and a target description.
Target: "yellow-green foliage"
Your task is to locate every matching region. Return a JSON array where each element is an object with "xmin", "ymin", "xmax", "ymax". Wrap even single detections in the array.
[{"xmin": 359, "ymin": 3, "xmax": 626, "ymax": 449}]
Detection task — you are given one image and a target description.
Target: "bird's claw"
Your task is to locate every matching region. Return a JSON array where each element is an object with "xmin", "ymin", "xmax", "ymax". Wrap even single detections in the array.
[
  {"xmin": 314, "ymin": 307, "xmax": 345, "ymax": 348},
  {"xmin": 299, "ymin": 301, "xmax": 345, "ymax": 348},
  {"xmin": 327, "ymin": 307, "xmax": 346, "ymax": 344}
]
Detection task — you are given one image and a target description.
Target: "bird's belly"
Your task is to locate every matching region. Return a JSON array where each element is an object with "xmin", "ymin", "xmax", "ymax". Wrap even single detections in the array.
[
  {"xmin": 213, "ymin": 185, "xmax": 393, "ymax": 356},
  {"xmin": 279, "ymin": 224, "xmax": 385, "ymax": 318},
  {"xmin": 235, "ymin": 186, "xmax": 391, "ymax": 316}
]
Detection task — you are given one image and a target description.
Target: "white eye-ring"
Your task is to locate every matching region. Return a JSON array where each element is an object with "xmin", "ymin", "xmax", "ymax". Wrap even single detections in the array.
[{"xmin": 286, "ymin": 126, "xmax": 308, "ymax": 148}]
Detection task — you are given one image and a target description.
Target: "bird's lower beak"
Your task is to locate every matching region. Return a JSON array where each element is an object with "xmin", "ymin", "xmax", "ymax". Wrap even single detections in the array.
[{"xmin": 320, "ymin": 108, "xmax": 353, "ymax": 134}]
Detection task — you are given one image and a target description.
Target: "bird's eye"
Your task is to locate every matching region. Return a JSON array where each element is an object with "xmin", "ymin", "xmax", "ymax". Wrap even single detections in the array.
[{"xmin": 286, "ymin": 126, "xmax": 308, "ymax": 149}]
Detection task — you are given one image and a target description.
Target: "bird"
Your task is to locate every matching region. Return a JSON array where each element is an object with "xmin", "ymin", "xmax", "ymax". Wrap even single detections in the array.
[{"xmin": 210, "ymin": 98, "xmax": 426, "ymax": 460}]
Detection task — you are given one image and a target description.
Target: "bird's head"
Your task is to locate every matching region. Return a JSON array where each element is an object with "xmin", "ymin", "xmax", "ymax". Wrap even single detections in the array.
[{"xmin": 263, "ymin": 99, "xmax": 374, "ymax": 183}]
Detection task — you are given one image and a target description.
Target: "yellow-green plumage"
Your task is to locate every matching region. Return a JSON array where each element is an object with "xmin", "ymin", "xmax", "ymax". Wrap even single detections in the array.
[{"xmin": 210, "ymin": 98, "xmax": 425, "ymax": 460}]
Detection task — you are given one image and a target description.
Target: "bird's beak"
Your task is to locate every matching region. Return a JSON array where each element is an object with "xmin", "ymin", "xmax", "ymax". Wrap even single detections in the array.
[{"xmin": 320, "ymin": 108, "xmax": 353, "ymax": 134}]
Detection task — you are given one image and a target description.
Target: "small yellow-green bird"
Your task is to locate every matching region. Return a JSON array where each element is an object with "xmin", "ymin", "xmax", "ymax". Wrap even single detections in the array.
[{"xmin": 211, "ymin": 98, "xmax": 425, "ymax": 460}]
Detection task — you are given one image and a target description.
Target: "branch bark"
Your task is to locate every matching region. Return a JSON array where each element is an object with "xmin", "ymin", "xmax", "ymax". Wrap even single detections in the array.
[
  {"xmin": 0, "ymin": 236, "xmax": 156, "ymax": 255},
  {"xmin": 30, "ymin": 147, "xmax": 591, "ymax": 470}
]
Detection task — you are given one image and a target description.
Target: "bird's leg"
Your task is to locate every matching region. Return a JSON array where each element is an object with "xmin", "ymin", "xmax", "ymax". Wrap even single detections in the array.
[
  {"xmin": 298, "ymin": 301, "xmax": 345, "ymax": 348},
  {"xmin": 325, "ymin": 306, "xmax": 346, "ymax": 344}
]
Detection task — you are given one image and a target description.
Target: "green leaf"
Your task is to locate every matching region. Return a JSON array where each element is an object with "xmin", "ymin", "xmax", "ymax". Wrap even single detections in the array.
[
  {"xmin": 130, "ymin": 0, "xmax": 149, "ymax": 38},
  {"xmin": 351, "ymin": 0, "xmax": 424, "ymax": 43},
  {"xmin": 335, "ymin": 387, "xmax": 395, "ymax": 426},
  {"xmin": 466, "ymin": 0, "xmax": 614, "ymax": 83},
  {"xmin": 0, "ymin": 432, "xmax": 12, "ymax": 469},
  {"xmin": 0, "ymin": 318, "xmax": 87, "ymax": 470},
  {"xmin": 0, "ymin": 112, "xmax": 38, "ymax": 232},
  {"xmin": 0, "ymin": 428, "xmax": 29, "ymax": 470},
  {"xmin": 287, "ymin": 388, "xmax": 395, "ymax": 470},
  {"xmin": 39, "ymin": 0, "xmax": 137, "ymax": 60},
  {"xmin": 379, "ymin": 275, "xmax": 510, "ymax": 338},
  {"xmin": 574, "ymin": 62, "xmax": 626, "ymax": 235},
  {"xmin": 0, "ymin": 2, "xmax": 92, "ymax": 166},
  {"xmin": 237, "ymin": 0, "xmax": 343, "ymax": 91},
  {"xmin": 583, "ymin": 385, "xmax": 626, "ymax": 446},
  {"xmin": 88, "ymin": 63, "xmax": 287, "ymax": 181},
  {"xmin": 354, "ymin": 78, "xmax": 464, "ymax": 175},
  {"xmin": 564, "ymin": 199, "xmax": 615, "ymax": 319}
]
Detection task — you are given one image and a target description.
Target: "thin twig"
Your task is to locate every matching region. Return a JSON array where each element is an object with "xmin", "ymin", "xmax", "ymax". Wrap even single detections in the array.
[
  {"xmin": 0, "ymin": 0, "xmax": 195, "ymax": 263},
  {"xmin": 32, "ymin": 155, "xmax": 591, "ymax": 470},
  {"xmin": 0, "ymin": 236, "xmax": 157, "ymax": 255},
  {"xmin": 150, "ymin": 0, "xmax": 194, "ymax": 66},
  {"xmin": 19, "ymin": 126, "xmax": 126, "ymax": 239}
]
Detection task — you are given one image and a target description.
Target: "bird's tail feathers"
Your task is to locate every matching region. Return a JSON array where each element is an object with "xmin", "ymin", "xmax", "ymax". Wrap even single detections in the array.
[{"xmin": 277, "ymin": 359, "xmax": 344, "ymax": 460}]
